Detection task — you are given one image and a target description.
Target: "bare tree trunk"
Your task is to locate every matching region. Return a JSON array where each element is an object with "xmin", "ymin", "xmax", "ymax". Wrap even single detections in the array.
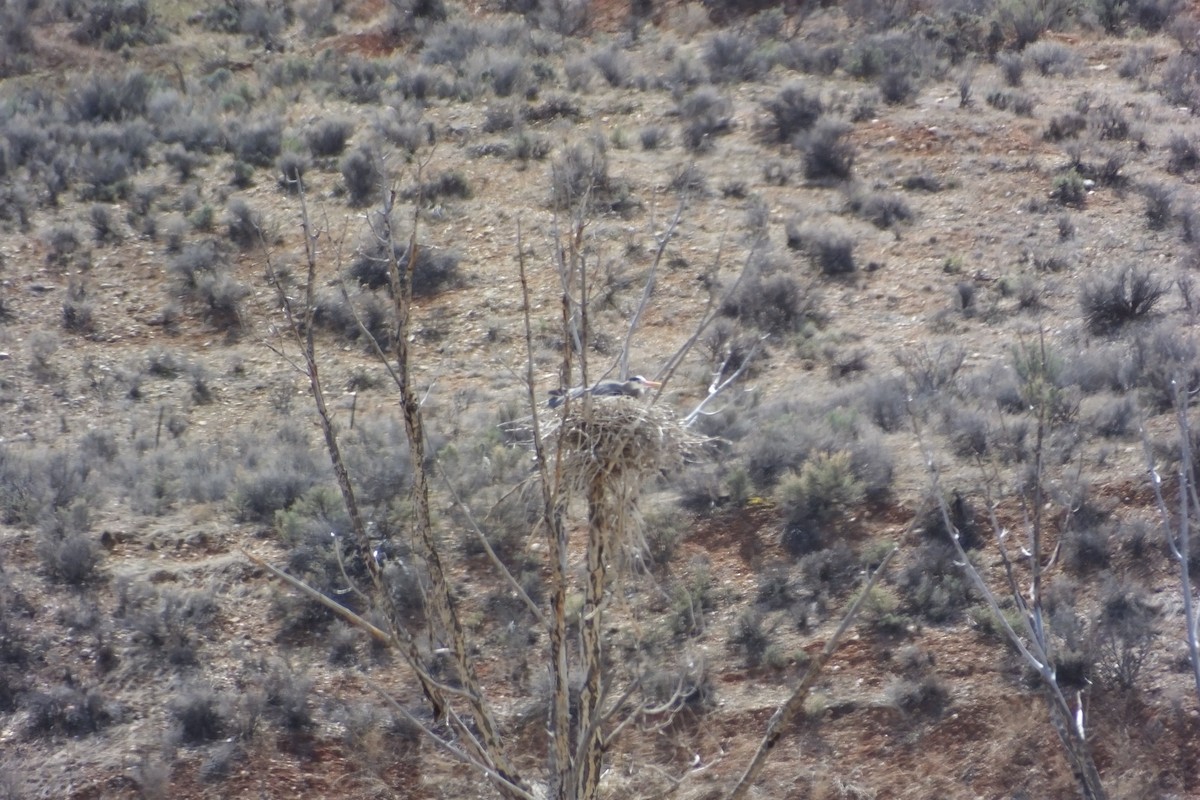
[
  {"xmin": 546, "ymin": 515, "xmax": 573, "ymax": 800},
  {"xmin": 574, "ymin": 472, "xmax": 610, "ymax": 800},
  {"xmin": 377, "ymin": 193, "xmax": 525, "ymax": 795},
  {"xmin": 1041, "ymin": 686, "xmax": 1106, "ymax": 800},
  {"xmin": 268, "ymin": 193, "xmax": 450, "ymax": 723},
  {"xmin": 519, "ymin": 224, "xmax": 574, "ymax": 800},
  {"xmin": 1174, "ymin": 403, "xmax": 1200, "ymax": 702}
]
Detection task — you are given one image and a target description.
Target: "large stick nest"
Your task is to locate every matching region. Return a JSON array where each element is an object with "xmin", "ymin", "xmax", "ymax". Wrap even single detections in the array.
[
  {"xmin": 535, "ymin": 399, "xmax": 707, "ymax": 573},
  {"xmin": 541, "ymin": 398, "xmax": 703, "ymax": 499}
]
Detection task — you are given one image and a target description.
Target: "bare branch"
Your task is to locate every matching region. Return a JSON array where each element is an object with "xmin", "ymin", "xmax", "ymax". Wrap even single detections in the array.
[
  {"xmin": 366, "ymin": 680, "xmax": 538, "ymax": 800},
  {"xmin": 260, "ymin": 175, "xmax": 453, "ymax": 724},
  {"xmin": 682, "ymin": 334, "xmax": 766, "ymax": 427},
  {"xmin": 617, "ymin": 197, "xmax": 686, "ymax": 381},
  {"xmin": 651, "ymin": 227, "xmax": 732, "ymax": 391},
  {"xmin": 330, "ymin": 533, "xmax": 372, "ymax": 606},
  {"xmin": 724, "ymin": 545, "xmax": 898, "ymax": 800},
  {"xmin": 653, "ymin": 234, "xmax": 760, "ymax": 408},
  {"xmin": 243, "ymin": 548, "xmax": 392, "ymax": 643},
  {"xmin": 243, "ymin": 548, "xmax": 474, "ymax": 702},
  {"xmin": 911, "ymin": 391, "xmax": 1106, "ymax": 799},
  {"xmin": 437, "ymin": 468, "xmax": 547, "ymax": 628},
  {"xmin": 375, "ymin": 158, "xmax": 525, "ymax": 795}
]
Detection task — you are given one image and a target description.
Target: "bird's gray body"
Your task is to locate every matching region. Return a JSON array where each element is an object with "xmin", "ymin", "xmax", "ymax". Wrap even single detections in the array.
[{"xmin": 548, "ymin": 375, "xmax": 661, "ymax": 408}]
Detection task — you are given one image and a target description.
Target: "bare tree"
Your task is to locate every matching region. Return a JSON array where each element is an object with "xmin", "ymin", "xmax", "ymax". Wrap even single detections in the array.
[
  {"xmin": 261, "ymin": 174, "xmax": 530, "ymax": 797},
  {"xmin": 534, "ymin": 173, "xmax": 721, "ymax": 797},
  {"xmin": 1142, "ymin": 381, "xmax": 1200, "ymax": 702},
  {"xmin": 913, "ymin": 335, "xmax": 1107, "ymax": 800},
  {"xmin": 255, "ymin": 118, "xmax": 880, "ymax": 797},
  {"xmin": 257, "ymin": 151, "xmax": 720, "ymax": 799}
]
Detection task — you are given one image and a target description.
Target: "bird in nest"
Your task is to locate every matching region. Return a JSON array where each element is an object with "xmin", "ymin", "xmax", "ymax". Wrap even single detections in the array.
[{"xmin": 548, "ymin": 375, "xmax": 661, "ymax": 408}]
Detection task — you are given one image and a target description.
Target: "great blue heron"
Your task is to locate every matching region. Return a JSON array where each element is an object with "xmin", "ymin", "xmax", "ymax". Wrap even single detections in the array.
[{"xmin": 548, "ymin": 375, "xmax": 662, "ymax": 408}]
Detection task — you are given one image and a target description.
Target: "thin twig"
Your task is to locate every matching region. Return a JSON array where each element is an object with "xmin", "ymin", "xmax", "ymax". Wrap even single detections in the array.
[
  {"xmin": 724, "ymin": 545, "xmax": 898, "ymax": 800},
  {"xmin": 365, "ymin": 679, "xmax": 537, "ymax": 800},
  {"xmin": 437, "ymin": 468, "xmax": 547, "ymax": 628},
  {"xmin": 617, "ymin": 197, "xmax": 685, "ymax": 381}
]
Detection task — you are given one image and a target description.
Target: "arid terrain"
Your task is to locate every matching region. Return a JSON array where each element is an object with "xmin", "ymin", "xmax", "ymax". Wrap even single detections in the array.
[{"xmin": 4, "ymin": 0, "xmax": 1200, "ymax": 797}]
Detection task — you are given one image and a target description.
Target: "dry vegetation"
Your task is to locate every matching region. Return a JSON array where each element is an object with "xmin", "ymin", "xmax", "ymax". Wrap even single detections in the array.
[{"xmin": 5, "ymin": 0, "xmax": 1200, "ymax": 797}]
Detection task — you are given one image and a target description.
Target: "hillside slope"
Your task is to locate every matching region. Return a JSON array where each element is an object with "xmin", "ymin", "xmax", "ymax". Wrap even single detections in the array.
[{"xmin": 3, "ymin": 0, "xmax": 1200, "ymax": 797}]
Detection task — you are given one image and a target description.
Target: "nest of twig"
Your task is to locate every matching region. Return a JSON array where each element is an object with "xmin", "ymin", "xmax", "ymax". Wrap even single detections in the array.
[
  {"xmin": 539, "ymin": 398, "xmax": 702, "ymax": 565},
  {"xmin": 541, "ymin": 398, "xmax": 702, "ymax": 500}
]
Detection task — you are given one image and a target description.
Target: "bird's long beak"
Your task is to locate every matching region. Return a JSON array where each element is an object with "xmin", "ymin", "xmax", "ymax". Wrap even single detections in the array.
[{"xmin": 643, "ymin": 379, "xmax": 662, "ymax": 389}]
